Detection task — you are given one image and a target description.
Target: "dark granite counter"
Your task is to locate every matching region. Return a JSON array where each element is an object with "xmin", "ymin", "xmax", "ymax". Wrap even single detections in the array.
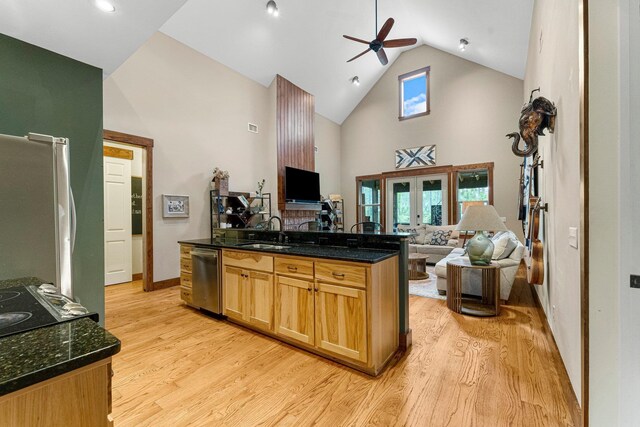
[
  {"xmin": 178, "ymin": 238, "xmax": 399, "ymax": 263},
  {"xmin": 0, "ymin": 278, "xmax": 121, "ymax": 396}
]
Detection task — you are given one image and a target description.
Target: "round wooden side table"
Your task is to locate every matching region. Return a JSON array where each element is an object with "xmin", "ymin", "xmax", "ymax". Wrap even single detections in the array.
[
  {"xmin": 446, "ymin": 258, "xmax": 500, "ymax": 316},
  {"xmin": 408, "ymin": 253, "xmax": 429, "ymax": 280}
]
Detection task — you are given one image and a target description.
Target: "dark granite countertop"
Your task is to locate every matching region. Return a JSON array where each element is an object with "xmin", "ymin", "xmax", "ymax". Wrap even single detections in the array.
[
  {"xmin": 178, "ymin": 238, "xmax": 399, "ymax": 263},
  {"xmin": 0, "ymin": 278, "xmax": 121, "ymax": 396}
]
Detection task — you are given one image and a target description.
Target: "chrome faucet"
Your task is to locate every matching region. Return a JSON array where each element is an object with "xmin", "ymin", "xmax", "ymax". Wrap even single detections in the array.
[{"xmin": 267, "ymin": 215, "xmax": 287, "ymax": 243}]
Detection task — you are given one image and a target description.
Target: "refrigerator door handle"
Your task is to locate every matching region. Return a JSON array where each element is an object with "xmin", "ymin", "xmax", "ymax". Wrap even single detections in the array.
[{"xmin": 70, "ymin": 188, "xmax": 77, "ymax": 254}]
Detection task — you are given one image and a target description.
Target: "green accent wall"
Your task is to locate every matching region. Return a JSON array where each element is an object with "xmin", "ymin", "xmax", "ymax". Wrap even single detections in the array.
[{"xmin": 0, "ymin": 33, "xmax": 105, "ymax": 322}]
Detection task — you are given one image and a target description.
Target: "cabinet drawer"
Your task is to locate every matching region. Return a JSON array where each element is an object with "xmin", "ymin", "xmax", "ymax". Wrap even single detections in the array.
[
  {"xmin": 180, "ymin": 257, "xmax": 192, "ymax": 273},
  {"xmin": 275, "ymin": 257, "xmax": 314, "ymax": 279},
  {"xmin": 180, "ymin": 272, "xmax": 192, "ymax": 288},
  {"xmin": 223, "ymin": 250, "xmax": 273, "ymax": 273},
  {"xmin": 180, "ymin": 244, "xmax": 193, "ymax": 258},
  {"xmin": 315, "ymin": 261, "xmax": 367, "ymax": 289},
  {"xmin": 180, "ymin": 286, "xmax": 193, "ymax": 304}
]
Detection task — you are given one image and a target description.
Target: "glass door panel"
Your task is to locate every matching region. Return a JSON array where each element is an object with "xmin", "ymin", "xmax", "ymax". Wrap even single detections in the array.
[
  {"xmin": 387, "ymin": 175, "xmax": 448, "ymax": 230},
  {"xmin": 418, "ymin": 175, "xmax": 447, "ymax": 226}
]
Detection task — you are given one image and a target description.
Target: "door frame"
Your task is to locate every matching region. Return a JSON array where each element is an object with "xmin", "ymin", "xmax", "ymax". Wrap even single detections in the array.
[{"xmin": 103, "ymin": 130, "xmax": 155, "ymax": 292}]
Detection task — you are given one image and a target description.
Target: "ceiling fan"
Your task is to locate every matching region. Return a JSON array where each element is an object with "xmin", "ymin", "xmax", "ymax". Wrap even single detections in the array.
[{"xmin": 343, "ymin": 0, "xmax": 417, "ymax": 66}]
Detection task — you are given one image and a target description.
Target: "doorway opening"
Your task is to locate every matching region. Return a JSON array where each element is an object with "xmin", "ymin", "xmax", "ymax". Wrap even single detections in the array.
[{"xmin": 103, "ymin": 130, "xmax": 154, "ymax": 291}]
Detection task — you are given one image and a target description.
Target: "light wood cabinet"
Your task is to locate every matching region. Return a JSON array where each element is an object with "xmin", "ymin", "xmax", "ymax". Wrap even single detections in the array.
[
  {"xmin": 179, "ymin": 244, "xmax": 194, "ymax": 306},
  {"xmin": 0, "ymin": 359, "xmax": 113, "ymax": 427},
  {"xmin": 315, "ymin": 281, "xmax": 368, "ymax": 363},
  {"xmin": 222, "ymin": 256, "xmax": 274, "ymax": 333},
  {"xmin": 220, "ymin": 249, "xmax": 398, "ymax": 376},
  {"xmin": 275, "ymin": 275, "xmax": 315, "ymax": 346}
]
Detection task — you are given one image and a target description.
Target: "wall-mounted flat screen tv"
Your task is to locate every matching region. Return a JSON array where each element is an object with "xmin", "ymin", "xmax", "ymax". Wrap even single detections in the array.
[{"xmin": 285, "ymin": 166, "xmax": 321, "ymax": 203}]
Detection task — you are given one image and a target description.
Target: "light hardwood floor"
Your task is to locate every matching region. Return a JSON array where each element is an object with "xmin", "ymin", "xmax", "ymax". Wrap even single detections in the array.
[{"xmin": 105, "ymin": 266, "xmax": 580, "ymax": 427}]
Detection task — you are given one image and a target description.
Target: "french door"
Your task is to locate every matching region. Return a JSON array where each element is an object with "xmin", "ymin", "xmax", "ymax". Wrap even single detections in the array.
[{"xmin": 386, "ymin": 174, "xmax": 448, "ymax": 230}]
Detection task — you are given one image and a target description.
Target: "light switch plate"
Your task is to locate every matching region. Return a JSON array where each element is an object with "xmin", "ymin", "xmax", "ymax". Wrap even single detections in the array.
[{"xmin": 568, "ymin": 227, "xmax": 578, "ymax": 248}]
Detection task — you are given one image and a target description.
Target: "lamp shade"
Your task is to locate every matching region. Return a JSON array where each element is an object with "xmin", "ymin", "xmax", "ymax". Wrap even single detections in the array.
[{"xmin": 456, "ymin": 205, "xmax": 507, "ymax": 232}]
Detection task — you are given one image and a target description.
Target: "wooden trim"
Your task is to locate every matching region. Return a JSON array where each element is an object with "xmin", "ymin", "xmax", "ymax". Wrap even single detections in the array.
[
  {"xmin": 104, "ymin": 130, "xmax": 154, "ymax": 148},
  {"xmin": 529, "ymin": 275, "xmax": 582, "ymax": 426},
  {"xmin": 355, "ymin": 174, "xmax": 385, "ymax": 230},
  {"xmin": 151, "ymin": 277, "xmax": 180, "ymax": 291},
  {"xmin": 103, "ymin": 146, "xmax": 133, "ymax": 160},
  {"xmin": 398, "ymin": 66, "xmax": 431, "ymax": 121},
  {"xmin": 104, "ymin": 130, "xmax": 154, "ymax": 292},
  {"xmin": 132, "ymin": 273, "xmax": 143, "ymax": 281},
  {"xmin": 382, "ymin": 164, "xmax": 453, "ymax": 179},
  {"xmin": 579, "ymin": 0, "xmax": 589, "ymax": 424}
]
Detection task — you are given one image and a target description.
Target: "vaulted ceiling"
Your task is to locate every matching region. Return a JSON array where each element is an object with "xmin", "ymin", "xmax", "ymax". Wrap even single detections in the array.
[{"xmin": 0, "ymin": 0, "xmax": 533, "ymax": 124}]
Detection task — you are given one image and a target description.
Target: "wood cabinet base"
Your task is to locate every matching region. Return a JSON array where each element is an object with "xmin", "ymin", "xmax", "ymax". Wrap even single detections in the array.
[{"xmin": 0, "ymin": 358, "xmax": 113, "ymax": 427}]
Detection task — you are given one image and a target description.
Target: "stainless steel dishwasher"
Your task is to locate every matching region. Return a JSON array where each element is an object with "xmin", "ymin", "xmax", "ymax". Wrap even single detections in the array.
[{"xmin": 191, "ymin": 248, "xmax": 222, "ymax": 314}]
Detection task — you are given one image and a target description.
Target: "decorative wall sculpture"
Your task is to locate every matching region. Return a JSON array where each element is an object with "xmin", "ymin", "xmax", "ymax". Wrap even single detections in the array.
[
  {"xmin": 506, "ymin": 89, "xmax": 557, "ymax": 157},
  {"xmin": 395, "ymin": 145, "xmax": 436, "ymax": 168}
]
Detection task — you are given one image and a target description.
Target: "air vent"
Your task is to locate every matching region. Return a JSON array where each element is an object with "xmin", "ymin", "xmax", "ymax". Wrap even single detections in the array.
[{"xmin": 248, "ymin": 123, "xmax": 258, "ymax": 133}]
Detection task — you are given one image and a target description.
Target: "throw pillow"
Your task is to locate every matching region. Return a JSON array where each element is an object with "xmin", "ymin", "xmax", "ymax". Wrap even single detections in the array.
[
  {"xmin": 430, "ymin": 230, "xmax": 452, "ymax": 246},
  {"xmin": 492, "ymin": 234, "xmax": 518, "ymax": 260},
  {"xmin": 397, "ymin": 225, "xmax": 419, "ymax": 244}
]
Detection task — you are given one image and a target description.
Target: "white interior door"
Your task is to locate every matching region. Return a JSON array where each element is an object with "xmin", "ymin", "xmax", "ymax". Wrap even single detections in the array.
[
  {"xmin": 104, "ymin": 156, "xmax": 132, "ymax": 285},
  {"xmin": 386, "ymin": 174, "xmax": 448, "ymax": 230}
]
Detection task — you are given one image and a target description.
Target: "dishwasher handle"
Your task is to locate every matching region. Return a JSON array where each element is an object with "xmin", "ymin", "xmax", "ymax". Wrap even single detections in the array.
[{"xmin": 191, "ymin": 249, "xmax": 219, "ymax": 259}]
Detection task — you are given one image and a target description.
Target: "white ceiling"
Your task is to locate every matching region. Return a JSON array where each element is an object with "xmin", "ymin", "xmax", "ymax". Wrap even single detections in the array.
[
  {"xmin": 0, "ymin": 0, "xmax": 188, "ymax": 75},
  {"xmin": 160, "ymin": 0, "xmax": 534, "ymax": 124},
  {"xmin": 0, "ymin": 0, "xmax": 533, "ymax": 124}
]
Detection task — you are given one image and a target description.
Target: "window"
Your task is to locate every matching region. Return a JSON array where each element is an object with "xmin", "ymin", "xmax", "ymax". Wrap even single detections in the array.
[
  {"xmin": 456, "ymin": 169, "xmax": 490, "ymax": 220},
  {"xmin": 398, "ymin": 66, "xmax": 430, "ymax": 120},
  {"xmin": 357, "ymin": 178, "xmax": 382, "ymax": 226}
]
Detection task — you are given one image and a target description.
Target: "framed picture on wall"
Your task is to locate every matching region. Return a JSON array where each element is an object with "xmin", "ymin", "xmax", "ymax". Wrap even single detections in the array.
[
  {"xmin": 163, "ymin": 194, "xmax": 189, "ymax": 218},
  {"xmin": 395, "ymin": 145, "xmax": 436, "ymax": 168}
]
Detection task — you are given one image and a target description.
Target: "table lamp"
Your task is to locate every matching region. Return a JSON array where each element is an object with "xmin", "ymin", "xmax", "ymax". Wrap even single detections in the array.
[{"xmin": 456, "ymin": 205, "xmax": 507, "ymax": 265}]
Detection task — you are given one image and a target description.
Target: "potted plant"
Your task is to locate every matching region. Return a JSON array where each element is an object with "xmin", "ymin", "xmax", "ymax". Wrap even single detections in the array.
[{"xmin": 211, "ymin": 167, "xmax": 230, "ymax": 195}]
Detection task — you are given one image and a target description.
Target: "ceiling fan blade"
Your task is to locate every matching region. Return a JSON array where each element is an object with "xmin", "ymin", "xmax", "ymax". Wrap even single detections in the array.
[
  {"xmin": 383, "ymin": 38, "xmax": 417, "ymax": 48},
  {"xmin": 343, "ymin": 35, "xmax": 371, "ymax": 45},
  {"xmin": 347, "ymin": 48, "xmax": 372, "ymax": 63},
  {"xmin": 376, "ymin": 48, "xmax": 389, "ymax": 66},
  {"xmin": 376, "ymin": 18, "xmax": 395, "ymax": 42}
]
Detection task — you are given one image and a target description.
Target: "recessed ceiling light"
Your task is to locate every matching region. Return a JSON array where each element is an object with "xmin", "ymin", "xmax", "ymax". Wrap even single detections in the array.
[
  {"xmin": 95, "ymin": 0, "xmax": 115, "ymax": 13},
  {"xmin": 351, "ymin": 76, "xmax": 360, "ymax": 86},
  {"xmin": 458, "ymin": 38, "xmax": 469, "ymax": 52},
  {"xmin": 266, "ymin": 0, "xmax": 279, "ymax": 17}
]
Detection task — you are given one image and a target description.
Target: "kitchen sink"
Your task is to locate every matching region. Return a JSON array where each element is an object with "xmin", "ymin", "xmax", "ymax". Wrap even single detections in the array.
[{"xmin": 238, "ymin": 243, "xmax": 291, "ymax": 250}]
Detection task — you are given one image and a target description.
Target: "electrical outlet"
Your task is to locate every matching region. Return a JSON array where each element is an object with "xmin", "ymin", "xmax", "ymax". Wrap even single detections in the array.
[{"xmin": 631, "ymin": 275, "xmax": 640, "ymax": 289}]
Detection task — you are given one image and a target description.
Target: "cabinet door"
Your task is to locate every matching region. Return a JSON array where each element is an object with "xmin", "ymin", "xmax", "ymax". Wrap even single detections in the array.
[
  {"xmin": 315, "ymin": 282, "xmax": 368, "ymax": 363},
  {"xmin": 247, "ymin": 270, "xmax": 274, "ymax": 332},
  {"xmin": 223, "ymin": 266, "xmax": 246, "ymax": 322},
  {"xmin": 275, "ymin": 275, "xmax": 315, "ymax": 345}
]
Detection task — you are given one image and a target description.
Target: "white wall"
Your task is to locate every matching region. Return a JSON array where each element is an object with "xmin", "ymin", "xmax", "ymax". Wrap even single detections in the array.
[
  {"xmin": 315, "ymin": 113, "xmax": 342, "ymax": 197},
  {"xmin": 104, "ymin": 33, "xmax": 341, "ymax": 282},
  {"xmin": 339, "ymin": 45, "xmax": 524, "ymax": 234},
  {"xmin": 618, "ymin": 1, "xmax": 640, "ymax": 423},
  {"xmin": 588, "ymin": 0, "xmax": 621, "ymax": 424},
  {"xmin": 524, "ymin": 0, "xmax": 582, "ymax": 403}
]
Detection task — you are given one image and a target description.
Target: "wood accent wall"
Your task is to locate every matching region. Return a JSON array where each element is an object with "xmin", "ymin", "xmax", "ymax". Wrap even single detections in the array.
[{"xmin": 275, "ymin": 75, "xmax": 316, "ymax": 229}]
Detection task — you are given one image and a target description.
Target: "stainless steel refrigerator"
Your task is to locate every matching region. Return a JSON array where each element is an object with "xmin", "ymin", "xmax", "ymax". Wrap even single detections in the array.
[{"xmin": 0, "ymin": 132, "xmax": 75, "ymax": 298}]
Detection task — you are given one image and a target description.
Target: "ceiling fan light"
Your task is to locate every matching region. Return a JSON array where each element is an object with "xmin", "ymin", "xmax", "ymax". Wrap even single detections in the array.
[
  {"xmin": 266, "ymin": 0, "xmax": 278, "ymax": 16},
  {"xmin": 95, "ymin": 0, "xmax": 115, "ymax": 13},
  {"xmin": 459, "ymin": 38, "xmax": 469, "ymax": 52},
  {"xmin": 351, "ymin": 76, "xmax": 360, "ymax": 86}
]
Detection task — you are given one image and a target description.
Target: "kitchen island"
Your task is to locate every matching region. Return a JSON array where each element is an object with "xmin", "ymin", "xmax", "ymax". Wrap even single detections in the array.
[
  {"xmin": 0, "ymin": 277, "xmax": 120, "ymax": 426},
  {"xmin": 179, "ymin": 229, "xmax": 410, "ymax": 376}
]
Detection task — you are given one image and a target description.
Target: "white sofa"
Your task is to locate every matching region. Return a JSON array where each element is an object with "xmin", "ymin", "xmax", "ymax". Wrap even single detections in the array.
[
  {"xmin": 398, "ymin": 224, "xmax": 461, "ymax": 265},
  {"xmin": 434, "ymin": 231, "xmax": 524, "ymax": 301}
]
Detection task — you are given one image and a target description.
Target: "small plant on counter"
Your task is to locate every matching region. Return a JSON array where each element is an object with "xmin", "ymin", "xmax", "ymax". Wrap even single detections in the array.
[
  {"xmin": 211, "ymin": 167, "xmax": 230, "ymax": 195},
  {"xmin": 256, "ymin": 179, "xmax": 265, "ymax": 197}
]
